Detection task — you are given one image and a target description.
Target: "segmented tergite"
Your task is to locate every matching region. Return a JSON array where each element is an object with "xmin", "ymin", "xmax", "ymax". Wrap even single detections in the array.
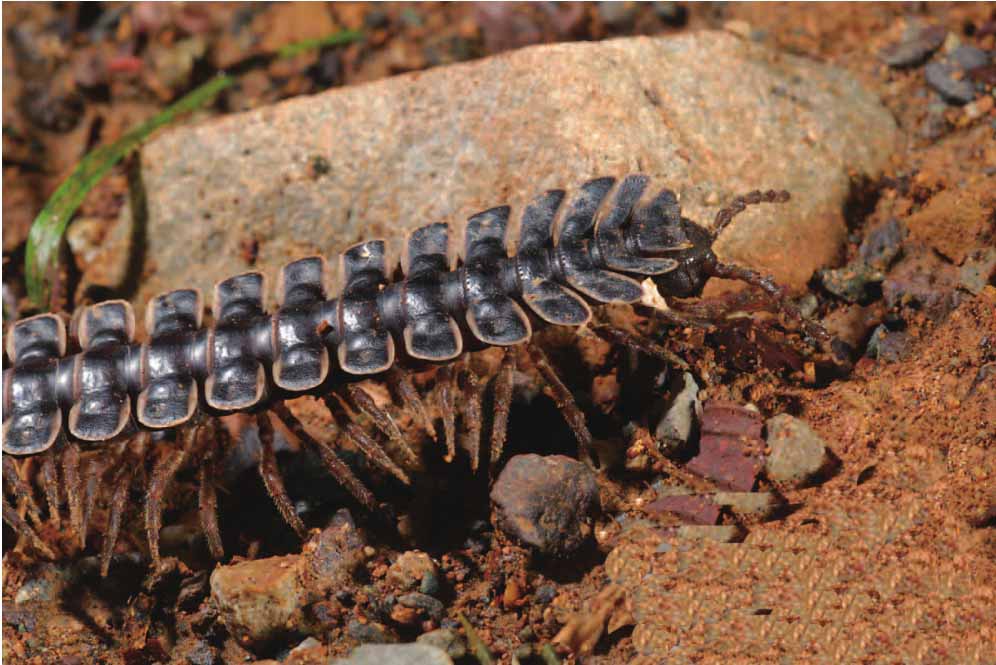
[{"xmin": 2, "ymin": 174, "xmax": 833, "ymax": 573}]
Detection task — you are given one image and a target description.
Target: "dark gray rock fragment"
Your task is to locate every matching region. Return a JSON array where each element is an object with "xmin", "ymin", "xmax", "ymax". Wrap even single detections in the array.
[
  {"xmin": 490, "ymin": 454, "xmax": 599, "ymax": 556},
  {"xmin": 878, "ymin": 23, "xmax": 947, "ymax": 67},
  {"xmin": 925, "ymin": 61, "xmax": 977, "ymax": 105}
]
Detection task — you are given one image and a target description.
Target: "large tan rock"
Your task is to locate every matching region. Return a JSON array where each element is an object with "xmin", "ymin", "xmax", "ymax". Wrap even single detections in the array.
[{"xmin": 93, "ymin": 31, "xmax": 897, "ymax": 315}]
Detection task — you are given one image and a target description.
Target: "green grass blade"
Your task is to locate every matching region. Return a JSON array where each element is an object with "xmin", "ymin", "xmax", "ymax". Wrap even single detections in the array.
[
  {"xmin": 25, "ymin": 74, "xmax": 235, "ymax": 307},
  {"xmin": 24, "ymin": 28, "xmax": 365, "ymax": 309},
  {"xmin": 276, "ymin": 28, "xmax": 364, "ymax": 59},
  {"xmin": 458, "ymin": 612, "xmax": 495, "ymax": 665}
]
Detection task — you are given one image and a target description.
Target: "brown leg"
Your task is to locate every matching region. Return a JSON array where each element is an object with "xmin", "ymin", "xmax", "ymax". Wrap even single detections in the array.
[
  {"xmin": 709, "ymin": 261, "xmax": 832, "ymax": 350},
  {"xmin": 198, "ymin": 422, "xmax": 225, "ymax": 560},
  {"xmin": 2, "ymin": 495, "xmax": 55, "ymax": 559},
  {"xmin": 61, "ymin": 440, "xmax": 84, "ymax": 547},
  {"xmin": 39, "ymin": 447, "xmax": 62, "ymax": 528},
  {"xmin": 2, "ymin": 454, "xmax": 42, "ymax": 525},
  {"xmin": 256, "ymin": 412, "xmax": 308, "ymax": 538},
  {"xmin": 489, "ymin": 348, "xmax": 515, "ymax": 468},
  {"xmin": 437, "ymin": 365, "xmax": 458, "ymax": 463},
  {"xmin": 101, "ymin": 433, "xmax": 148, "ymax": 577},
  {"xmin": 81, "ymin": 458, "xmax": 104, "ymax": 551},
  {"xmin": 526, "ymin": 343, "xmax": 594, "ymax": 466},
  {"xmin": 460, "ymin": 370, "xmax": 485, "ymax": 473},
  {"xmin": 345, "ymin": 384, "xmax": 417, "ymax": 467},
  {"xmin": 323, "ymin": 393, "xmax": 411, "ymax": 484},
  {"xmin": 388, "ymin": 367, "xmax": 436, "ymax": 441},
  {"xmin": 271, "ymin": 402, "xmax": 377, "ymax": 511},
  {"xmin": 589, "ymin": 323, "xmax": 690, "ymax": 371},
  {"xmin": 145, "ymin": 426, "xmax": 196, "ymax": 568}
]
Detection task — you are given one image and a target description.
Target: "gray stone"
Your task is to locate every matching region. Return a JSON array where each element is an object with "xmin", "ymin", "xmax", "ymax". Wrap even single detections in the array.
[
  {"xmin": 877, "ymin": 23, "xmax": 947, "ymax": 68},
  {"xmin": 925, "ymin": 61, "xmax": 977, "ymax": 105},
  {"xmin": 386, "ymin": 551, "xmax": 438, "ymax": 593},
  {"xmin": 333, "ymin": 644, "xmax": 453, "ymax": 665},
  {"xmin": 764, "ymin": 414, "xmax": 829, "ymax": 485},
  {"xmin": 416, "ymin": 629, "xmax": 467, "ymax": 660},
  {"xmin": 951, "ymin": 45, "xmax": 991, "ymax": 71},
  {"xmin": 654, "ymin": 371, "xmax": 701, "ymax": 453},
  {"xmin": 94, "ymin": 33, "xmax": 897, "ymax": 315},
  {"xmin": 959, "ymin": 248, "xmax": 996, "ymax": 295},
  {"xmin": 490, "ymin": 454, "xmax": 599, "ymax": 556}
]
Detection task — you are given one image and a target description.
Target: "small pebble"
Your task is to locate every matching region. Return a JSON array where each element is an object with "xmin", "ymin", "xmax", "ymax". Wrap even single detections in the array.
[
  {"xmin": 387, "ymin": 551, "xmax": 438, "ymax": 592},
  {"xmin": 598, "ymin": 1, "xmax": 639, "ymax": 29},
  {"xmin": 866, "ymin": 325, "xmax": 911, "ymax": 362},
  {"xmin": 534, "ymin": 584, "xmax": 558, "ymax": 605},
  {"xmin": 951, "ymin": 45, "xmax": 991, "ymax": 71},
  {"xmin": 652, "ymin": 2, "xmax": 688, "ymax": 26},
  {"xmin": 925, "ymin": 61, "xmax": 977, "ymax": 105},
  {"xmin": 397, "ymin": 592, "xmax": 445, "ymax": 622},
  {"xmin": 491, "ymin": 454, "xmax": 599, "ymax": 556},
  {"xmin": 417, "ymin": 628, "xmax": 467, "ymax": 659},
  {"xmin": 878, "ymin": 22, "xmax": 947, "ymax": 67},
  {"xmin": 654, "ymin": 372, "xmax": 701, "ymax": 455},
  {"xmin": 959, "ymin": 248, "xmax": 996, "ymax": 294},
  {"xmin": 765, "ymin": 415, "xmax": 829, "ymax": 485},
  {"xmin": 347, "ymin": 619, "xmax": 394, "ymax": 645}
]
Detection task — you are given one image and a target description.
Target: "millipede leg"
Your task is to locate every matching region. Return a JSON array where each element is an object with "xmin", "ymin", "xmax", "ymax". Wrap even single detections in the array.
[
  {"xmin": 61, "ymin": 441, "xmax": 84, "ymax": 546},
  {"xmin": 589, "ymin": 323, "xmax": 690, "ymax": 371},
  {"xmin": 145, "ymin": 426, "xmax": 196, "ymax": 568},
  {"xmin": 526, "ymin": 343, "xmax": 594, "ymax": 466},
  {"xmin": 2, "ymin": 455, "xmax": 42, "ymax": 526},
  {"xmin": 437, "ymin": 364, "xmax": 457, "ymax": 463},
  {"xmin": 709, "ymin": 261, "xmax": 833, "ymax": 351},
  {"xmin": 346, "ymin": 384, "xmax": 418, "ymax": 467},
  {"xmin": 343, "ymin": 421, "xmax": 411, "ymax": 486},
  {"xmin": 323, "ymin": 394, "xmax": 411, "ymax": 485},
  {"xmin": 256, "ymin": 412, "xmax": 308, "ymax": 539},
  {"xmin": 39, "ymin": 447, "xmax": 62, "ymax": 528},
  {"xmin": 388, "ymin": 367, "xmax": 436, "ymax": 441},
  {"xmin": 460, "ymin": 370, "xmax": 485, "ymax": 473},
  {"xmin": 271, "ymin": 403, "xmax": 377, "ymax": 511},
  {"xmin": 81, "ymin": 459, "xmax": 104, "ymax": 550},
  {"xmin": 3, "ymin": 495, "xmax": 55, "ymax": 559},
  {"xmin": 198, "ymin": 423, "xmax": 224, "ymax": 560},
  {"xmin": 100, "ymin": 433, "xmax": 148, "ymax": 577},
  {"xmin": 490, "ymin": 348, "xmax": 515, "ymax": 468}
]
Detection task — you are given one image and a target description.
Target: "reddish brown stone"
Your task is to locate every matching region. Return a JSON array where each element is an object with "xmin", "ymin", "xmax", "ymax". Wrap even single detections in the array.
[{"xmin": 686, "ymin": 401, "xmax": 765, "ymax": 491}]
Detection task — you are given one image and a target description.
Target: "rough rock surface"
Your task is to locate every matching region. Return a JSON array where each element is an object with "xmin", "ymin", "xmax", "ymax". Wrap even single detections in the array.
[
  {"xmin": 765, "ymin": 414, "xmax": 829, "ymax": 484},
  {"xmin": 93, "ymin": 32, "xmax": 897, "ymax": 315},
  {"xmin": 210, "ymin": 509, "xmax": 365, "ymax": 645},
  {"xmin": 490, "ymin": 454, "xmax": 599, "ymax": 556},
  {"xmin": 686, "ymin": 401, "xmax": 765, "ymax": 491},
  {"xmin": 332, "ymin": 644, "xmax": 453, "ymax": 665}
]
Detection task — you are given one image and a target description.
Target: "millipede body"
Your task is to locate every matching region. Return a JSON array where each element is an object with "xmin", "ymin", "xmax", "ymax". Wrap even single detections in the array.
[
  {"xmin": 2, "ymin": 174, "xmax": 830, "ymax": 570},
  {"xmin": 5, "ymin": 174, "xmax": 783, "ymax": 454}
]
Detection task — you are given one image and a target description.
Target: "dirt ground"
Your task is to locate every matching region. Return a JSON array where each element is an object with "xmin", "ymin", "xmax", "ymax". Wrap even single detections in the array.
[{"xmin": 2, "ymin": 3, "xmax": 995, "ymax": 664}]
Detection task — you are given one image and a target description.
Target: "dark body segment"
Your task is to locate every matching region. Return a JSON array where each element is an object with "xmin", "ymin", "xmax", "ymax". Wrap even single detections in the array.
[{"xmin": 3, "ymin": 175, "xmax": 803, "ymax": 453}]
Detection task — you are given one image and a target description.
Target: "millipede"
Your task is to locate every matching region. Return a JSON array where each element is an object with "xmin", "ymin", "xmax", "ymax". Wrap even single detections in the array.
[{"xmin": 2, "ymin": 174, "xmax": 838, "ymax": 575}]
